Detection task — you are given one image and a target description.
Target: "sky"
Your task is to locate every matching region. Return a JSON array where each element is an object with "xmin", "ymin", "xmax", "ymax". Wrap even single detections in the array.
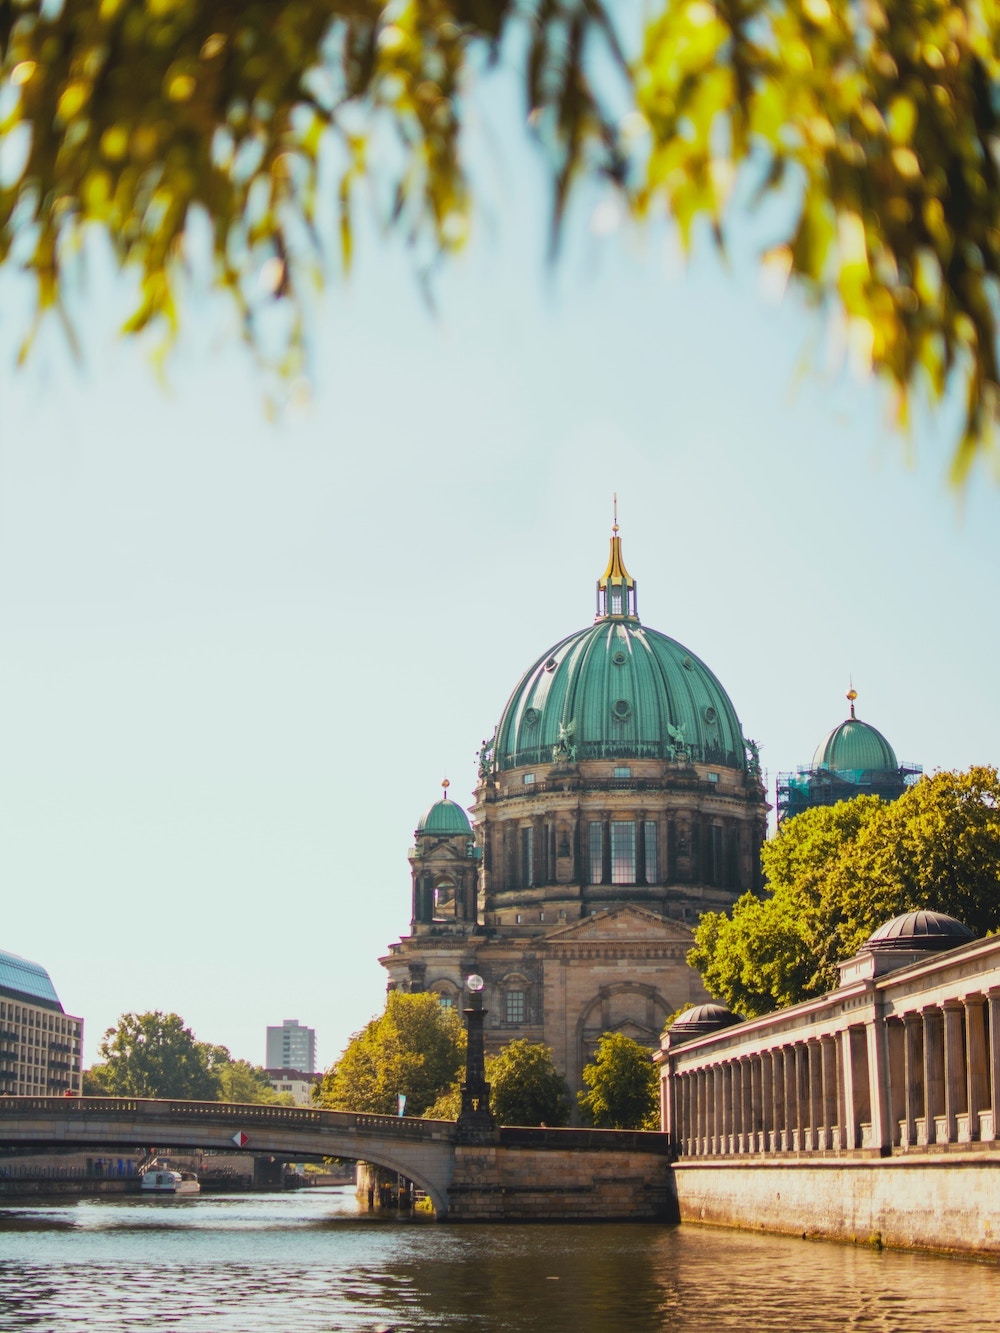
[{"xmin": 1, "ymin": 56, "xmax": 998, "ymax": 1074}]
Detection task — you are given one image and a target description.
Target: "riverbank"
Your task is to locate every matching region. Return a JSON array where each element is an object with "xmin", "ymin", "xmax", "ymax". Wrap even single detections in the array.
[{"xmin": 672, "ymin": 1150, "xmax": 1000, "ymax": 1258}]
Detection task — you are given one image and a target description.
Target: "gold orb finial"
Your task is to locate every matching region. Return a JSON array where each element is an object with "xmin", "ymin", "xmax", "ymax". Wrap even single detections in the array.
[
  {"xmin": 846, "ymin": 684, "xmax": 857, "ymax": 719},
  {"xmin": 441, "ymin": 777, "xmax": 450, "ymax": 799},
  {"xmin": 612, "ymin": 491, "xmax": 619, "ymax": 535}
]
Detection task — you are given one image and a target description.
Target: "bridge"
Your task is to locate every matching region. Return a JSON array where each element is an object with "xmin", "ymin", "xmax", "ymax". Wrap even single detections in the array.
[{"xmin": 0, "ymin": 1096, "xmax": 677, "ymax": 1221}]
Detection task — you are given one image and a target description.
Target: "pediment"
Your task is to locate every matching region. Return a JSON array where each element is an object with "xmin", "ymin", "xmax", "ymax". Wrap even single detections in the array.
[{"xmin": 542, "ymin": 903, "xmax": 694, "ymax": 946}]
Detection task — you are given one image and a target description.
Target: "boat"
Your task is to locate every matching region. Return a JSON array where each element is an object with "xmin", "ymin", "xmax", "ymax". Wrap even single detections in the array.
[{"xmin": 141, "ymin": 1169, "xmax": 200, "ymax": 1195}]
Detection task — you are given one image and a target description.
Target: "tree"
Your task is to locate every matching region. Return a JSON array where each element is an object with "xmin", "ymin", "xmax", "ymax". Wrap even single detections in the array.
[
  {"xmin": 216, "ymin": 1058, "xmax": 295, "ymax": 1106},
  {"xmin": 316, "ymin": 991, "xmax": 465, "ymax": 1117},
  {"xmin": 93, "ymin": 1010, "xmax": 221, "ymax": 1100},
  {"xmin": 691, "ymin": 766, "xmax": 1000, "ymax": 1016},
  {"xmin": 424, "ymin": 1039, "xmax": 570, "ymax": 1126},
  {"xmin": 578, "ymin": 1033, "xmax": 659, "ymax": 1131},
  {"xmin": 3, "ymin": 2, "xmax": 998, "ymax": 476}
]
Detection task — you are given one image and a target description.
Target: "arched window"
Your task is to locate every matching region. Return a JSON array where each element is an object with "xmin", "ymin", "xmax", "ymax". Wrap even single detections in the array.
[{"xmin": 433, "ymin": 880, "xmax": 457, "ymax": 919}]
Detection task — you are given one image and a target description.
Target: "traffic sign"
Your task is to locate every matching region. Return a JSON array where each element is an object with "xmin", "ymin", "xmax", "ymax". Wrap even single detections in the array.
[{"xmin": 232, "ymin": 1131, "xmax": 249, "ymax": 1147}]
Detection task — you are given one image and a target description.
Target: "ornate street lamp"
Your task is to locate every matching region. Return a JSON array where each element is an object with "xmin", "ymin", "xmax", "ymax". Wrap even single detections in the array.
[{"xmin": 456, "ymin": 974, "xmax": 496, "ymax": 1141}]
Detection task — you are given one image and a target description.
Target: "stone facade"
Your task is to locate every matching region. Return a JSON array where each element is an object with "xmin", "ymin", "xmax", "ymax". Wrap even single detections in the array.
[
  {"xmin": 381, "ymin": 533, "xmax": 767, "ymax": 1103},
  {"xmin": 656, "ymin": 923, "xmax": 1000, "ymax": 1255}
]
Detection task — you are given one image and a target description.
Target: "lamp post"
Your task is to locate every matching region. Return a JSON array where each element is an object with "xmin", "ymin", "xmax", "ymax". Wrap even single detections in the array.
[{"xmin": 456, "ymin": 974, "xmax": 496, "ymax": 1141}]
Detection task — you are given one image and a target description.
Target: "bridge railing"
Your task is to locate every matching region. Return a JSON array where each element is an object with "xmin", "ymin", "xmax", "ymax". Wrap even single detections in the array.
[{"xmin": 0, "ymin": 1096, "xmax": 456, "ymax": 1141}]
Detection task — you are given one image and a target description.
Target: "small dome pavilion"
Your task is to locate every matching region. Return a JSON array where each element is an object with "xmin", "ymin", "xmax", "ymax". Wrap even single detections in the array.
[{"xmin": 776, "ymin": 688, "xmax": 921, "ymax": 825}]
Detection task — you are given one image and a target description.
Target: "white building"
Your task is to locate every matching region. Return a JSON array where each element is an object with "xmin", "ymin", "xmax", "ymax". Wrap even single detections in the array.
[{"xmin": 265, "ymin": 1019, "xmax": 316, "ymax": 1074}]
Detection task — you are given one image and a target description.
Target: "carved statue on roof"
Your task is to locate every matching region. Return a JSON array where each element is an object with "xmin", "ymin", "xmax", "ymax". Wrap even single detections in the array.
[{"xmin": 552, "ymin": 719, "xmax": 577, "ymax": 763}]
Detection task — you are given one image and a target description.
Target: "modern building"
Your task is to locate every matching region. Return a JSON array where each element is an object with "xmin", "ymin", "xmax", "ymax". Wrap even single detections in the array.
[
  {"xmin": 775, "ymin": 687, "xmax": 921, "ymax": 825},
  {"xmin": 265, "ymin": 1019, "xmax": 316, "ymax": 1074},
  {"xmin": 382, "ymin": 527, "xmax": 769, "ymax": 1097},
  {"xmin": 0, "ymin": 949, "xmax": 83, "ymax": 1095}
]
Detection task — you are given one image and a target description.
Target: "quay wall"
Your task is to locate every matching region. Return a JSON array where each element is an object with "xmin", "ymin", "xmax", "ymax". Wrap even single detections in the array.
[
  {"xmin": 672, "ymin": 1152, "xmax": 1000, "ymax": 1256},
  {"xmin": 447, "ymin": 1142, "xmax": 677, "ymax": 1222}
]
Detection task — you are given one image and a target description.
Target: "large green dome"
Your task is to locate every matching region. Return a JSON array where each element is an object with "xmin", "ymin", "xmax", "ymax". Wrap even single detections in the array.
[
  {"xmin": 812, "ymin": 691, "xmax": 898, "ymax": 773},
  {"xmin": 494, "ymin": 535, "xmax": 747, "ymax": 773}
]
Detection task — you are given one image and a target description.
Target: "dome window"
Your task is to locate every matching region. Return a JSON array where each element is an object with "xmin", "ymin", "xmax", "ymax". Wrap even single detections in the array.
[
  {"xmin": 523, "ymin": 707, "xmax": 540, "ymax": 726},
  {"xmin": 544, "ymin": 657, "xmax": 557, "ymax": 673},
  {"xmin": 682, "ymin": 656, "xmax": 693, "ymax": 671},
  {"xmin": 612, "ymin": 699, "xmax": 632, "ymax": 722},
  {"xmin": 612, "ymin": 649, "xmax": 627, "ymax": 666},
  {"xmin": 703, "ymin": 706, "xmax": 717, "ymax": 724}
]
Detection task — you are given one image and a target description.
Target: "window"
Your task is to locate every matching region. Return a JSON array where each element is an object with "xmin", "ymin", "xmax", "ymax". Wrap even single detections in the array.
[
  {"xmin": 437, "ymin": 995, "xmax": 454, "ymax": 1009},
  {"xmin": 523, "ymin": 773, "xmax": 535, "ymax": 785},
  {"xmin": 708, "ymin": 772, "xmax": 720, "ymax": 784},
  {"xmin": 644, "ymin": 821, "xmax": 659, "ymax": 883},
  {"xmin": 521, "ymin": 826, "xmax": 535, "ymax": 887},
  {"xmin": 588, "ymin": 822, "xmax": 603, "ymax": 884},
  {"xmin": 614, "ymin": 766, "xmax": 631, "ymax": 778},
  {"xmin": 505, "ymin": 991, "xmax": 525, "ymax": 1024},
  {"xmin": 611, "ymin": 821, "xmax": 636, "ymax": 884},
  {"xmin": 433, "ymin": 880, "xmax": 457, "ymax": 919}
]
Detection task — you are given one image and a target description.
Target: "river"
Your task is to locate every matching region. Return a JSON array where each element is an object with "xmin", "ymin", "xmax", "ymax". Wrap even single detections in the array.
[{"xmin": 2, "ymin": 1186, "xmax": 999, "ymax": 1331}]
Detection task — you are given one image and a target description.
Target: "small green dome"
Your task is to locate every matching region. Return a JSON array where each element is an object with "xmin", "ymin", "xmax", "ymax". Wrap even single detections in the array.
[
  {"xmin": 416, "ymin": 786, "xmax": 472, "ymax": 837},
  {"xmin": 812, "ymin": 691, "xmax": 898, "ymax": 773}
]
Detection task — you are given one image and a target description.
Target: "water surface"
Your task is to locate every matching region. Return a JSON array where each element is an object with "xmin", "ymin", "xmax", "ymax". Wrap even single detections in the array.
[{"xmin": 2, "ymin": 1186, "xmax": 998, "ymax": 1332}]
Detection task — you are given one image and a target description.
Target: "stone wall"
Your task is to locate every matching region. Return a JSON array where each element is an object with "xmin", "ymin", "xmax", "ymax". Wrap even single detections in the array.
[
  {"xmin": 446, "ymin": 1142, "xmax": 678, "ymax": 1222},
  {"xmin": 673, "ymin": 1153, "xmax": 1000, "ymax": 1256}
]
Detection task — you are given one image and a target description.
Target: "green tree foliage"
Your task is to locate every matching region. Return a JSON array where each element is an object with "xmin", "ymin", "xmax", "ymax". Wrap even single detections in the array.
[
  {"xmin": 316, "ymin": 991, "xmax": 466, "ymax": 1117},
  {"xmin": 85, "ymin": 1013, "xmax": 292, "ymax": 1102},
  {"xmin": 578, "ymin": 1032, "xmax": 659, "ymax": 1131},
  {"xmin": 216, "ymin": 1058, "xmax": 295, "ymax": 1105},
  {"xmin": 93, "ymin": 1010, "xmax": 221, "ymax": 1100},
  {"xmin": 3, "ymin": 2, "xmax": 998, "ymax": 473},
  {"xmin": 489, "ymin": 1039, "xmax": 570, "ymax": 1126},
  {"xmin": 691, "ymin": 767, "xmax": 1000, "ymax": 1016},
  {"xmin": 425, "ymin": 1039, "xmax": 570, "ymax": 1125}
]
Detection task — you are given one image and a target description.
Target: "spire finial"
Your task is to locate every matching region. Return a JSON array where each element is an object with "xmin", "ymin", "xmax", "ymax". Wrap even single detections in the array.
[
  {"xmin": 596, "ymin": 509, "xmax": 637, "ymax": 621},
  {"xmin": 441, "ymin": 777, "xmax": 450, "ymax": 800},
  {"xmin": 846, "ymin": 681, "xmax": 857, "ymax": 720}
]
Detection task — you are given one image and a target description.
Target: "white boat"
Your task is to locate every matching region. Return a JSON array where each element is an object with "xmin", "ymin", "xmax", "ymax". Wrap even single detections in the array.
[{"xmin": 141, "ymin": 1169, "xmax": 200, "ymax": 1195}]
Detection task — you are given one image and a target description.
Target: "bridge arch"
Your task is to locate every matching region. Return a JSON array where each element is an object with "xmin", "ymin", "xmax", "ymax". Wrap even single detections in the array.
[{"xmin": 0, "ymin": 1098, "xmax": 459, "ymax": 1216}]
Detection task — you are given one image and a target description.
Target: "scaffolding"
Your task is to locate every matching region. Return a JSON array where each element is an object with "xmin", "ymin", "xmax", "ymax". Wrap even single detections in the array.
[{"xmin": 776, "ymin": 760, "xmax": 922, "ymax": 826}]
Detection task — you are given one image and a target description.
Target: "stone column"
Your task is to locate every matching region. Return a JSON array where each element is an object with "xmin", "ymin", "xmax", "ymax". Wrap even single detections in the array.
[
  {"xmin": 965, "ymin": 995, "xmax": 989, "ymax": 1142},
  {"xmin": 795, "ymin": 1043, "xmax": 810, "ymax": 1150},
  {"xmin": 885, "ymin": 1017, "xmax": 906, "ymax": 1148},
  {"xmin": 784, "ymin": 1045, "xmax": 800, "ymax": 1151},
  {"xmin": 902, "ymin": 1012, "xmax": 923, "ymax": 1148},
  {"xmin": 750, "ymin": 1056, "xmax": 763, "ymax": 1151},
  {"xmin": 943, "ymin": 1000, "xmax": 966, "ymax": 1143},
  {"xmin": 741, "ymin": 1057, "xmax": 754, "ymax": 1154},
  {"xmin": 988, "ymin": 988, "xmax": 1000, "ymax": 1143},
  {"xmin": 761, "ymin": 1051, "xmax": 773, "ymax": 1151},
  {"xmin": 922, "ymin": 1007, "xmax": 945, "ymax": 1144},
  {"xmin": 865, "ymin": 1012, "xmax": 892, "ymax": 1152},
  {"xmin": 841, "ymin": 1026, "xmax": 870, "ymax": 1150},
  {"xmin": 698, "ymin": 1066, "xmax": 709, "ymax": 1151},
  {"xmin": 771, "ymin": 1049, "xmax": 784, "ymax": 1152},
  {"xmin": 722, "ymin": 1062, "xmax": 733, "ymax": 1153},
  {"xmin": 820, "ymin": 1035, "xmax": 837, "ymax": 1150},
  {"xmin": 714, "ymin": 1065, "xmax": 725, "ymax": 1154},
  {"xmin": 807, "ymin": 1040, "xmax": 822, "ymax": 1151}
]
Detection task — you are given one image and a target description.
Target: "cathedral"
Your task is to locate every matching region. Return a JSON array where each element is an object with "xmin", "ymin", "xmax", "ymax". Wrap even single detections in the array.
[{"xmin": 381, "ymin": 526, "xmax": 770, "ymax": 1097}]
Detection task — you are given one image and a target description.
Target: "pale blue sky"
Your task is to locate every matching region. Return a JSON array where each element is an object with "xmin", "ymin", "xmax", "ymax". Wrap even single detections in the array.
[{"xmin": 1, "ymin": 65, "xmax": 998, "ymax": 1070}]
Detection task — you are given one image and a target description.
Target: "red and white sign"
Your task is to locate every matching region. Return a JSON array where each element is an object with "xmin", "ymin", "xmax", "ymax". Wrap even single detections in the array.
[{"xmin": 232, "ymin": 1131, "xmax": 249, "ymax": 1148}]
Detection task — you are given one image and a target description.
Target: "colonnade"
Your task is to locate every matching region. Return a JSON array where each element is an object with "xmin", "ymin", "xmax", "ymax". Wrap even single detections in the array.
[{"xmin": 665, "ymin": 988, "xmax": 1000, "ymax": 1156}]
